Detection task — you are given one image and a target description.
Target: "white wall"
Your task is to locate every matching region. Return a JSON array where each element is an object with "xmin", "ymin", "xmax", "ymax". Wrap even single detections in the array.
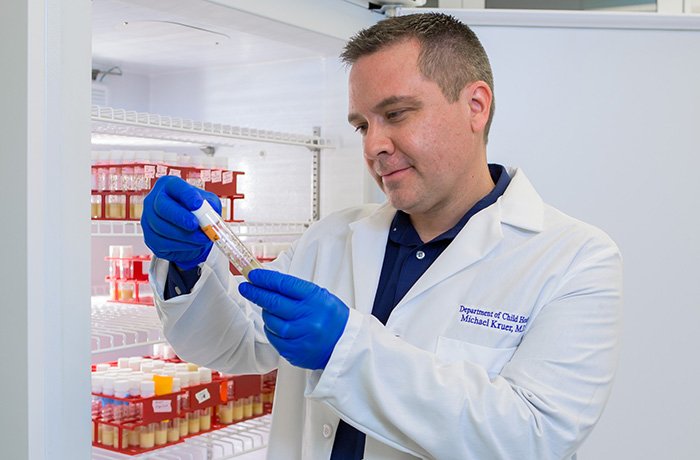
[{"xmin": 92, "ymin": 60, "xmax": 151, "ymax": 112}]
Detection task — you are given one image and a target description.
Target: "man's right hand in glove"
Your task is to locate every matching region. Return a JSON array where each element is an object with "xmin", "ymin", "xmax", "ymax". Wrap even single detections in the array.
[{"xmin": 141, "ymin": 176, "xmax": 222, "ymax": 270}]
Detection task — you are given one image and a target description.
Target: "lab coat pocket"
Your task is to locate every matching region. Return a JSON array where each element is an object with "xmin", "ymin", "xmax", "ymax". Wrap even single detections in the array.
[{"xmin": 436, "ymin": 336, "xmax": 516, "ymax": 378}]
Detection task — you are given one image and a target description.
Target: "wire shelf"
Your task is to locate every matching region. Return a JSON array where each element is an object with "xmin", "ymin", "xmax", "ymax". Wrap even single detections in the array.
[
  {"xmin": 91, "ymin": 106, "xmax": 333, "ymax": 150},
  {"xmin": 92, "ymin": 220, "xmax": 309, "ymax": 238},
  {"xmin": 91, "ymin": 299, "xmax": 165, "ymax": 357},
  {"xmin": 92, "ymin": 415, "xmax": 270, "ymax": 459}
]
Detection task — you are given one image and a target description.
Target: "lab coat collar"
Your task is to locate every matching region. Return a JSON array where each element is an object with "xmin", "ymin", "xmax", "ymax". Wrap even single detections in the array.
[
  {"xmin": 348, "ymin": 203, "xmax": 396, "ymax": 314},
  {"xmin": 499, "ymin": 167, "xmax": 545, "ymax": 233},
  {"xmin": 395, "ymin": 167, "xmax": 545, "ymax": 309},
  {"xmin": 347, "ymin": 167, "xmax": 544, "ymax": 314}
]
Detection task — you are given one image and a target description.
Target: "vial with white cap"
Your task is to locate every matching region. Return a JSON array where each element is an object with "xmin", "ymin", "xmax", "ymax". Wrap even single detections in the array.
[
  {"xmin": 191, "ymin": 200, "xmax": 263, "ymax": 280},
  {"xmin": 139, "ymin": 380, "xmax": 156, "ymax": 449},
  {"xmin": 113, "ymin": 380, "xmax": 131, "ymax": 449},
  {"xmin": 96, "ymin": 363, "xmax": 112, "ymax": 373},
  {"xmin": 167, "ymin": 377, "xmax": 182, "ymax": 442}
]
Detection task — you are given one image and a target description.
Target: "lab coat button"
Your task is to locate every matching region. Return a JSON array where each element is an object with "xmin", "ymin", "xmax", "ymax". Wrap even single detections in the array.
[
  {"xmin": 322, "ymin": 424, "xmax": 333, "ymax": 438},
  {"xmin": 416, "ymin": 250, "xmax": 425, "ymax": 260}
]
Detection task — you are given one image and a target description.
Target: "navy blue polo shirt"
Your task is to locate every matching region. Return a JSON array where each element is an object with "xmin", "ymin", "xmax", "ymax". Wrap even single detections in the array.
[{"xmin": 330, "ymin": 164, "xmax": 510, "ymax": 459}]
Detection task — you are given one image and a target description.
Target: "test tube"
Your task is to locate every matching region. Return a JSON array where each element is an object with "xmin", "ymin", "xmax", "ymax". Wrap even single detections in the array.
[{"xmin": 192, "ymin": 200, "xmax": 262, "ymax": 280}]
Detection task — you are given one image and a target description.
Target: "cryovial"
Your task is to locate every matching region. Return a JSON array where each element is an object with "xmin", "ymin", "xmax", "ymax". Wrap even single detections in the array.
[{"xmin": 191, "ymin": 200, "xmax": 263, "ymax": 280}]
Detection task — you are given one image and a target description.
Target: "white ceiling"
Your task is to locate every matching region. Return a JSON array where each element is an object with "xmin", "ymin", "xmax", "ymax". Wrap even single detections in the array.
[{"xmin": 92, "ymin": 0, "xmax": 348, "ymax": 75}]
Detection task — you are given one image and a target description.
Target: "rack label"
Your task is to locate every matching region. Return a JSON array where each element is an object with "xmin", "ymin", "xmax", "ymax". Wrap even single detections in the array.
[
  {"xmin": 201, "ymin": 169, "xmax": 211, "ymax": 182},
  {"xmin": 195, "ymin": 388, "xmax": 211, "ymax": 404},
  {"xmin": 169, "ymin": 168, "xmax": 182, "ymax": 178},
  {"xmin": 211, "ymin": 170, "xmax": 222, "ymax": 183},
  {"xmin": 152, "ymin": 400, "xmax": 173, "ymax": 413},
  {"xmin": 144, "ymin": 165, "xmax": 156, "ymax": 179},
  {"xmin": 222, "ymin": 171, "xmax": 233, "ymax": 184},
  {"xmin": 156, "ymin": 164, "xmax": 168, "ymax": 177}
]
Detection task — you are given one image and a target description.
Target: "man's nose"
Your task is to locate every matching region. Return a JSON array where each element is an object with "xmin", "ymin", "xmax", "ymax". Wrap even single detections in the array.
[{"xmin": 363, "ymin": 124, "xmax": 394, "ymax": 160}]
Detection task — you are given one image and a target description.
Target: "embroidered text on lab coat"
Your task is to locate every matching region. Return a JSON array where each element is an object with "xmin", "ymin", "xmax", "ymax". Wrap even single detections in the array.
[{"xmin": 459, "ymin": 305, "xmax": 529, "ymax": 334}]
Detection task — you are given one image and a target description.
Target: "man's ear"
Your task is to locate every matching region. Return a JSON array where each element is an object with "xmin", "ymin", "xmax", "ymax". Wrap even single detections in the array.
[{"xmin": 463, "ymin": 81, "xmax": 492, "ymax": 134}]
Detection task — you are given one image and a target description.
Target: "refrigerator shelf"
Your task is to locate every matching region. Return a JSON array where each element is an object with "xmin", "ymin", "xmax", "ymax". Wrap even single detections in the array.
[
  {"xmin": 91, "ymin": 105, "xmax": 334, "ymax": 151},
  {"xmin": 92, "ymin": 415, "xmax": 270, "ymax": 460},
  {"xmin": 91, "ymin": 299, "xmax": 165, "ymax": 361},
  {"xmin": 92, "ymin": 220, "xmax": 310, "ymax": 238}
]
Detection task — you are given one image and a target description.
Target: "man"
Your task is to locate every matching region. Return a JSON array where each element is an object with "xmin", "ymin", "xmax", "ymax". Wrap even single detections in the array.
[{"xmin": 142, "ymin": 13, "xmax": 622, "ymax": 460}]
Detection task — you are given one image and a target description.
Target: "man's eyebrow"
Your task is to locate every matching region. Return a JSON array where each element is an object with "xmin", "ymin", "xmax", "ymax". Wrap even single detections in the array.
[{"xmin": 347, "ymin": 96, "xmax": 422, "ymax": 124}]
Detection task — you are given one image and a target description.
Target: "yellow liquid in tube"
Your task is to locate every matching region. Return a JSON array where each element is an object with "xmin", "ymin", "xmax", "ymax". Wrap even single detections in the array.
[{"xmin": 192, "ymin": 200, "xmax": 263, "ymax": 280}]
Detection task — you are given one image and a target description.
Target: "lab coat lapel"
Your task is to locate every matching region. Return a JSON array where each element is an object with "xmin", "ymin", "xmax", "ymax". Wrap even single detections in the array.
[
  {"xmin": 348, "ymin": 203, "xmax": 396, "ymax": 314},
  {"xmin": 394, "ymin": 168, "xmax": 544, "ymax": 310},
  {"xmin": 395, "ymin": 203, "xmax": 504, "ymax": 309}
]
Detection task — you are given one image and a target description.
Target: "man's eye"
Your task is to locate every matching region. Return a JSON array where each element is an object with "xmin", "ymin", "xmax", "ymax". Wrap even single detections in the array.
[
  {"xmin": 354, "ymin": 125, "xmax": 367, "ymax": 134},
  {"xmin": 386, "ymin": 110, "xmax": 406, "ymax": 120}
]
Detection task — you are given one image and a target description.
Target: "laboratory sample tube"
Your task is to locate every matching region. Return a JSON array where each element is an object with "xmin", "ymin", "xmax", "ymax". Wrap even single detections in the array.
[
  {"xmin": 96, "ymin": 363, "xmax": 112, "ymax": 373},
  {"xmin": 186, "ymin": 169, "xmax": 204, "ymax": 189},
  {"xmin": 119, "ymin": 282, "xmax": 134, "ymax": 301},
  {"xmin": 139, "ymin": 380, "xmax": 156, "ymax": 448},
  {"xmin": 188, "ymin": 370, "xmax": 200, "ymax": 387},
  {"xmin": 130, "ymin": 194, "xmax": 144, "ymax": 220},
  {"xmin": 128, "ymin": 357, "xmax": 142, "ymax": 372},
  {"xmin": 162, "ymin": 344, "xmax": 176, "ymax": 360},
  {"xmin": 218, "ymin": 403, "xmax": 233, "ymax": 425},
  {"xmin": 155, "ymin": 421, "xmax": 168, "ymax": 446},
  {"xmin": 152, "ymin": 343, "xmax": 163, "ymax": 359},
  {"xmin": 232, "ymin": 397, "xmax": 244, "ymax": 422},
  {"xmin": 198, "ymin": 367, "xmax": 212, "ymax": 384},
  {"xmin": 119, "ymin": 245, "xmax": 133, "ymax": 279},
  {"xmin": 243, "ymin": 396, "xmax": 253, "ymax": 419},
  {"xmin": 177, "ymin": 372, "xmax": 190, "ymax": 437},
  {"xmin": 200, "ymin": 407, "xmax": 212, "ymax": 431},
  {"xmin": 114, "ymin": 380, "xmax": 131, "ymax": 449},
  {"xmin": 167, "ymin": 377, "xmax": 181, "ymax": 442},
  {"xmin": 167, "ymin": 418, "xmax": 180, "ymax": 443},
  {"xmin": 97, "ymin": 151, "xmax": 109, "ymax": 191},
  {"xmin": 121, "ymin": 151, "xmax": 135, "ymax": 191},
  {"xmin": 91, "ymin": 374, "xmax": 104, "ymax": 443},
  {"xmin": 139, "ymin": 424, "xmax": 155, "ymax": 449},
  {"xmin": 220, "ymin": 196, "xmax": 231, "ymax": 221},
  {"xmin": 192, "ymin": 200, "xmax": 263, "ymax": 280},
  {"xmin": 99, "ymin": 377, "xmax": 115, "ymax": 446},
  {"xmin": 91, "ymin": 195, "xmax": 102, "ymax": 219},
  {"xmin": 216, "ymin": 376, "xmax": 233, "ymax": 425},
  {"xmin": 188, "ymin": 410, "xmax": 201, "ymax": 434},
  {"xmin": 253, "ymin": 394, "xmax": 264, "ymax": 416}
]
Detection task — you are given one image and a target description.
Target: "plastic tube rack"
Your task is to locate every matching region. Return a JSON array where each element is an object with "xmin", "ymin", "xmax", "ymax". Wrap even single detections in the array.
[
  {"xmin": 92, "ymin": 161, "xmax": 245, "ymax": 223},
  {"xmin": 92, "ymin": 361, "xmax": 275, "ymax": 456},
  {"xmin": 105, "ymin": 254, "xmax": 152, "ymax": 306}
]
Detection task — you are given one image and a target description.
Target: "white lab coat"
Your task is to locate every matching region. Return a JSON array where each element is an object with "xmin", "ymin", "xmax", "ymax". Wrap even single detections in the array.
[{"xmin": 150, "ymin": 167, "xmax": 623, "ymax": 460}]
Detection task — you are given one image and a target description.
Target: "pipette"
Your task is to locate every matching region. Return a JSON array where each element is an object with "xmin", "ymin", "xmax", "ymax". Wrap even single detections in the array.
[{"xmin": 192, "ymin": 200, "xmax": 263, "ymax": 280}]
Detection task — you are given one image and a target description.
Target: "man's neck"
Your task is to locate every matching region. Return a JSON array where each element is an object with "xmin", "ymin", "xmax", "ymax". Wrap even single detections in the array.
[{"xmin": 410, "ymin": 168, "xmax": 496, "ymax": 243}]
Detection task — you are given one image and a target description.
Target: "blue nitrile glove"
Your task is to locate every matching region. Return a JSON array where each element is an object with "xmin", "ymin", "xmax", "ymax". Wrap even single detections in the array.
[
  {"xmin": 238, "ymin": 269, "xmax": 350, "ymax": 370},
  {"xmin": 141, "ymin": 176, "xmax": 222, "ymax": 270}
]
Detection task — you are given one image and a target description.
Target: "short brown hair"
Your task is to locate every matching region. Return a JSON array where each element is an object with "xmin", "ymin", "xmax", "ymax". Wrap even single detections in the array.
[{"xmin": 341, "ymin": 13, "xmax": 495, "ymax": 143}]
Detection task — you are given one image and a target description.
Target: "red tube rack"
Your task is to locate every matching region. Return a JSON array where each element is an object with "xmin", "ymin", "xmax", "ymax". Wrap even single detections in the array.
[
  {"xmin": 92, "ymin": 361, "xmax": 276, "ymax": 456},
  {"xmin": 91, "ymin": 162, "xmax": 246, "ymax": 222},
  {"xmin": 105, "ymin": 254, "xmax": 152, "ymax": 306}
]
